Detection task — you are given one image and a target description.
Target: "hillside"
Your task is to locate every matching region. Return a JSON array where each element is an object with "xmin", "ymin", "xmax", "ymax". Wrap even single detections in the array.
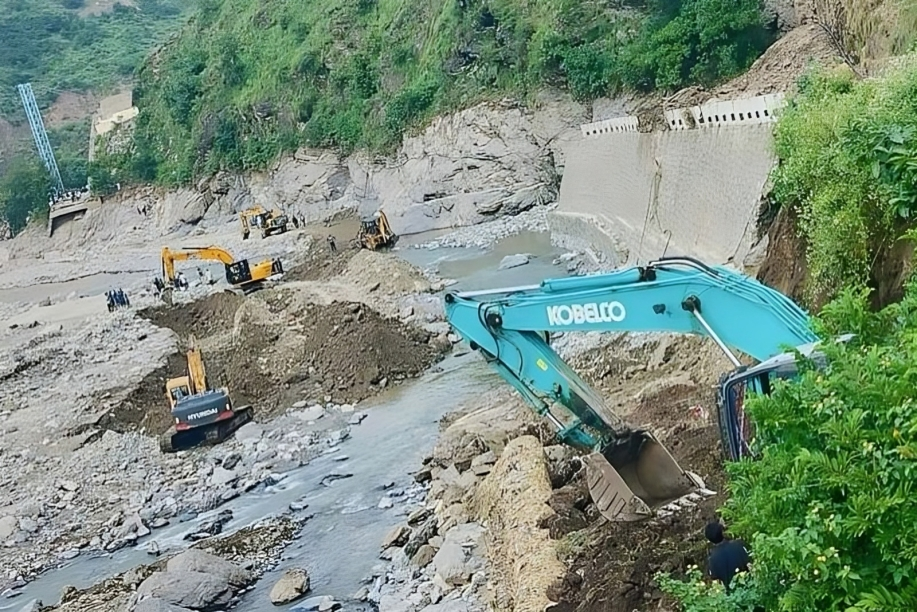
[
  {"xmin": 0, "ymin": 0, "xmax": 193, "ymax": 118},
  {"xmin": 95, "ymin": 0, "xmax": 776, "ymax": 186}
]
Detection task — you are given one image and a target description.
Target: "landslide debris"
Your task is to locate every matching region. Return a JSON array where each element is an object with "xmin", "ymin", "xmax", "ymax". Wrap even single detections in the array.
[
  {"xmin": 414, "ymin": 333, "xmax": 733, "ymax": 612},
  {"xmin": 120, "ymin": 286, "xmax": 446, "ymax": 435}
]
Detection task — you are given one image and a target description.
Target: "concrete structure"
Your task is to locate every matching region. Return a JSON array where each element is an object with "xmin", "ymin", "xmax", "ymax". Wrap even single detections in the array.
[
  {"xmin": 89, "ymin": 91, "xmax": 138, "ymax": 161},
  {"xmin": 551, "ymin": 94, "xmax": 784, "ymax": 270}
]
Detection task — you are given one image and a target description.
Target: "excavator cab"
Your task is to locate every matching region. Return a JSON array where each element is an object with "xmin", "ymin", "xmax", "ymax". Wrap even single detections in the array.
[{"xmin": 716, "ymin": 341, "xmax": 837, "ymax": 461}]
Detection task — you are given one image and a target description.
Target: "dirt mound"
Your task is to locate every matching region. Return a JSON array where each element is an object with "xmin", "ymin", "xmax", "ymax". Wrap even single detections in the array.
[
  {"xmin": 342, "ymin": 250, "xmax": 432, "ymax": 295},
  {"xmin": 97, "ymin": 352, "xmax": 187, "ymax": 435},
  {"xmin": 122, "ymin": 288, "xmax": 446, "ymax": 433},
  {"xmin": 542, "ymin": 334, "xmax": 732, "ymax": 612},
  {"xmin": 284, "ymin": 244, "xmax": 354, "ymax": 282},
  {"xmin": 141, "ymin": 292, "xmax": 244, "ymax": 340}
]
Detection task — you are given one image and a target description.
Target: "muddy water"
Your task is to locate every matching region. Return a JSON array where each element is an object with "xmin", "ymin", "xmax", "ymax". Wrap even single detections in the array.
[
  {"xmin": 2, "ymin": 352, "xmax": 491, "ymax": 610},
  {"xmin": 1, "ymin": 230, "xmax": 570, "ymax": 609},
  {"xmin": 0, "ymin": 271, "xmax": 152, "ymax": 305},
  {"xmin": 400, "ymin": 231, "xmax": 563, "ymax": 292}
]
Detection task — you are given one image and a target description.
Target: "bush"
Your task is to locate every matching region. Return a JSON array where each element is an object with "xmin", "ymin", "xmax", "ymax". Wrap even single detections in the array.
[
  {"xmin": 770, "ymin": 58, "xmax": 917, "ymax": 304},
  {"xmin": 660, "ymin": 282, "xmax": 917, "ymax": 611},
  {"xmin": 0, "ymin": 155, "xmax": 52, "ymax": 233},
  {"xmin": 618, "ymin": 0, "xmax": 773, "ymax": 92},
  {"xmin": 98, "ymin": 0, "xmax": 773, "ymax": 186}
]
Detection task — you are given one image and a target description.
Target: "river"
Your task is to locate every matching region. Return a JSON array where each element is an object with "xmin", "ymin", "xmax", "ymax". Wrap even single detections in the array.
[{"xmin": 0, "ymin": 229, "xmax": 569, "ymax": 610}]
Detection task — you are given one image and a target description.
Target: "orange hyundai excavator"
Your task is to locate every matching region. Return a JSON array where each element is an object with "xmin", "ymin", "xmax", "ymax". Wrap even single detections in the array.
[{"xmin": 159, "ymin": 245, "xmax": 284, "ymax": 301}]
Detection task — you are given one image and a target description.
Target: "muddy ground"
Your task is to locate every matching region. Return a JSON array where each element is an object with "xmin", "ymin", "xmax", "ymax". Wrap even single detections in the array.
[
  {"xmin": 438, "ymin": 333, "xmax": 736, "ymax": 612},
  {"xmin": 546, "ymin": 334, "xmax": 731, "ymax": 612},
  {"xmin": 98, "ymin": 250, "xmax": 448, "ymax": 438}
]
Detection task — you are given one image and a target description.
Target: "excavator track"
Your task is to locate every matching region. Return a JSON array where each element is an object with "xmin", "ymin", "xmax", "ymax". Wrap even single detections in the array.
[{"xmin": 159, "ymin": 406, "xmax": 254, "ymax": 453}]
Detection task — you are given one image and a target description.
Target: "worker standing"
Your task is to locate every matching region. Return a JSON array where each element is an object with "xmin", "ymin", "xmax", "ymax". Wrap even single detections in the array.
[
  {"xmin": 704, "ymin": 521, "xmax": 750, "ymax": 591},
  {"xmin": 327, "ymin": 234, "xmax": 337, "ymax": 254}
]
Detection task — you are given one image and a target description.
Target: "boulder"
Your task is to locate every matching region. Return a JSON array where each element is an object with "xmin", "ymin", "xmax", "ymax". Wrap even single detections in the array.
[
  {"xmin": 381, "ymin": 525, "xmax": 410, "ymax": 549},
  {"xmin": 410, "ymin": 545, "xmax": 436, "ymax": 568},
  {"xmin": 134, "ymin": 598, "xmax": 193, "ymax": 612},
  {"xmin": 431, "ymin": 539, "xmax": 469, "ymax": 586},
  {"xmin": 136, "ymin": 571, "xmax": 233, "ymax": 610},
  {"xmin": 0, "ymin": 515, "xmax": 17, "ymax": 539},
  {"xmin": 269, "ymin": 568, "xmax": 311, "ymax": 605},
  {"xmin": 166, "ymin": 549, "xmax": 251, "ymax": 588},
  {"xmin": 498, "ymin": 254, "xmax": 530, "ymax": 270},
  {"xmin": 404, "ymin": 516, "xmax": 437, "ymax": 558},
  {"xmin": 431, "ymin": 523, "xmax": 485, "ymax": 586}
]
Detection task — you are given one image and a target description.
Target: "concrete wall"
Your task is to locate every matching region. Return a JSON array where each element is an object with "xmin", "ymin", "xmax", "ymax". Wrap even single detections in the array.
[{"xmin": 550, "ymin": 95, "xmax": 781, "ymax": 269}]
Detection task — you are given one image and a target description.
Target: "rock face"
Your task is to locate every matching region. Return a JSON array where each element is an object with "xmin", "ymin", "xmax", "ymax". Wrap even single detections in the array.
[
  {"xmin": 270, "ymin": 568, "xmax": 311, "ymax": 605},
  {"xmin": 6, "ymin": 95, "xmax": 585, "ymax": 267}
]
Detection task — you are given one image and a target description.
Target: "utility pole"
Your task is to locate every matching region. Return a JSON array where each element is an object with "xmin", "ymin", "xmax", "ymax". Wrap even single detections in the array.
[{"xmin": 17, "ymin": 83, "xmax": 65, "ymax": 203}]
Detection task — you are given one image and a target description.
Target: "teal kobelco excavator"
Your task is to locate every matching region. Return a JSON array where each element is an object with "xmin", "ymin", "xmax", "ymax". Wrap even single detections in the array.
[{"xmin": 444, "ymin": 256, "xmax": 831, "ymax": 522}]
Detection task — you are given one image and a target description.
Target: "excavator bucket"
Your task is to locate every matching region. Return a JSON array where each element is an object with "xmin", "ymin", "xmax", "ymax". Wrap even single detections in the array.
[{"xmin": 583, "ymin": 432, "xmax": 708, "ymax": 521}]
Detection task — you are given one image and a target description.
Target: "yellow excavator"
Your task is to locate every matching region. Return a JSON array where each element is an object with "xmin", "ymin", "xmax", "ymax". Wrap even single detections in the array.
[
  {"xmin": 159, "ymin": 246, "xmax": 284, "ymax": 301},
  {"xmin": 160, "ymin": 336, "xmax": 253, "ymax": 453},
  {"xmin": 354, "ymin": 210, "xmax": 398, "ymax": 251},
  {"xmin": 240, "ymin": 206, "xmax": 289, "ymax": 240}
]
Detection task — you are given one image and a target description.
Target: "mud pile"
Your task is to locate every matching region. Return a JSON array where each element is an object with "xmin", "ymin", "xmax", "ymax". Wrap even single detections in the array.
[
  {"xmin": 417, "ymin": 333, "xmax": 733, "ymax": 612},
  {"xmin": 117, "ymin": 287, "xmax": 446, "ymax": 435}
]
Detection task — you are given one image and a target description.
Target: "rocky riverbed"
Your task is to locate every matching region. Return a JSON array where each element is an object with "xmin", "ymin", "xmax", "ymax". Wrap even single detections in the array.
[{"xmin": 0, "ymin": 241, "xmax": 455, "ymax": 598}]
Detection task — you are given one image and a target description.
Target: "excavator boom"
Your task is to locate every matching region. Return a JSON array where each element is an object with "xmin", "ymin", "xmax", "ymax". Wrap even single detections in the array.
[
  {"xmin": 444, "ymin": 256, "xmax": 818, "ymax": 521},
  {"xmin": 160, "ymin": 245, "xmax": 284, "ymax": 294}
]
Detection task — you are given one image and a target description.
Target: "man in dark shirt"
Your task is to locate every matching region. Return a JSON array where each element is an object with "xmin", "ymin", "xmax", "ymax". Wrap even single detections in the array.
[{"xmin": 705, "ymin": 521, "xmax": 751, "ymax": 590}]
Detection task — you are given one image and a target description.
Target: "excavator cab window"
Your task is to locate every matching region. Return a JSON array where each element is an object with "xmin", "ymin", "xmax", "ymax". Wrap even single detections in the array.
[
  {"xmin": 719, "ymin": 360, "xmax": 814, "ymax": 461},
  {"xmin": 170, "ymin": 385, "xmax": 191, "ymax": 402},
  {"xmin": 225, "ymin": 260, "xmax": 252, "ymax": 285}
]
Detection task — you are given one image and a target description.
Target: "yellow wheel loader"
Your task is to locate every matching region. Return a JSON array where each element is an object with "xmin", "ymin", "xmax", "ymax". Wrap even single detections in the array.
[{"xmin": 354, "ymin": 210, "xmax": 398, "ymax": 251}]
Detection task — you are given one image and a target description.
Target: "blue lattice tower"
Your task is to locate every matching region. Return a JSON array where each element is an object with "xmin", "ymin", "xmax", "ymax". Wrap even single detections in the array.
[{"xmin": 17, "ymin": 83, "xmax": 65, "ymax": 201}]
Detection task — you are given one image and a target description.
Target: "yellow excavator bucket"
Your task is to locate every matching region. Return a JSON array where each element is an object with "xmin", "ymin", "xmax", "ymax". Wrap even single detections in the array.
[{"xmin": 582, "ymin": 433, "xmax": 708, "ymax": 521}]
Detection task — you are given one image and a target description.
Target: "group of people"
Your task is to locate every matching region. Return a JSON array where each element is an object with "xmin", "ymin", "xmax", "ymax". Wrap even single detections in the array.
[
  {"xmin": 106, "ymin": 288, "xmax": 131, "ymax": 312},
  {"xmin": 49, "ymin": 186, "xmax": 90, "ymax": 208}
]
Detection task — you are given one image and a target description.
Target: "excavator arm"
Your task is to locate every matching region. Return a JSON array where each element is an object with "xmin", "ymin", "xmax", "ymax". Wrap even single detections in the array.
[
  {"xmin": 444, "ymin": 257, "xmax": 818, "ymax": 521},
  {"xmin": 161, "ymin": 246, "xmax": 235, "ymax": 284},
  {"xmin": 185, "ymin": 336, "xmax": 208, "ymax": 395}
]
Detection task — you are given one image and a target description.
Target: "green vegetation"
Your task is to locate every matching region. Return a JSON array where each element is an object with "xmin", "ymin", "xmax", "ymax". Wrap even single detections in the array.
[
  {"xmin": 96, "ymin": 0, "xmax": 774, "ymax": 186},
  {"xmin": 658, "ymin": 282, "xmax": 917, "ymax": 611},
  {"xmin": 656, "ymin": 54, "xmax": 917, "ymax": 612},
  {"xmin": 0, "ymin": 156, "xmax": 51, "ymax": 233},
  {"xmin": 768, "ymin": 58, "xmax": 917, "ymax": 305},
  {"xmin": 0, "ymin": 0, "xmax": 193, "ymax": 115}
]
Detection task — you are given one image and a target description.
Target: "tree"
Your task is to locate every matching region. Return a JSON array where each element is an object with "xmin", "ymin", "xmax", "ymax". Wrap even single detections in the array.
[{"xmin": 0, "ymin": 155, "xmax": 51, "ymax": 234}]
